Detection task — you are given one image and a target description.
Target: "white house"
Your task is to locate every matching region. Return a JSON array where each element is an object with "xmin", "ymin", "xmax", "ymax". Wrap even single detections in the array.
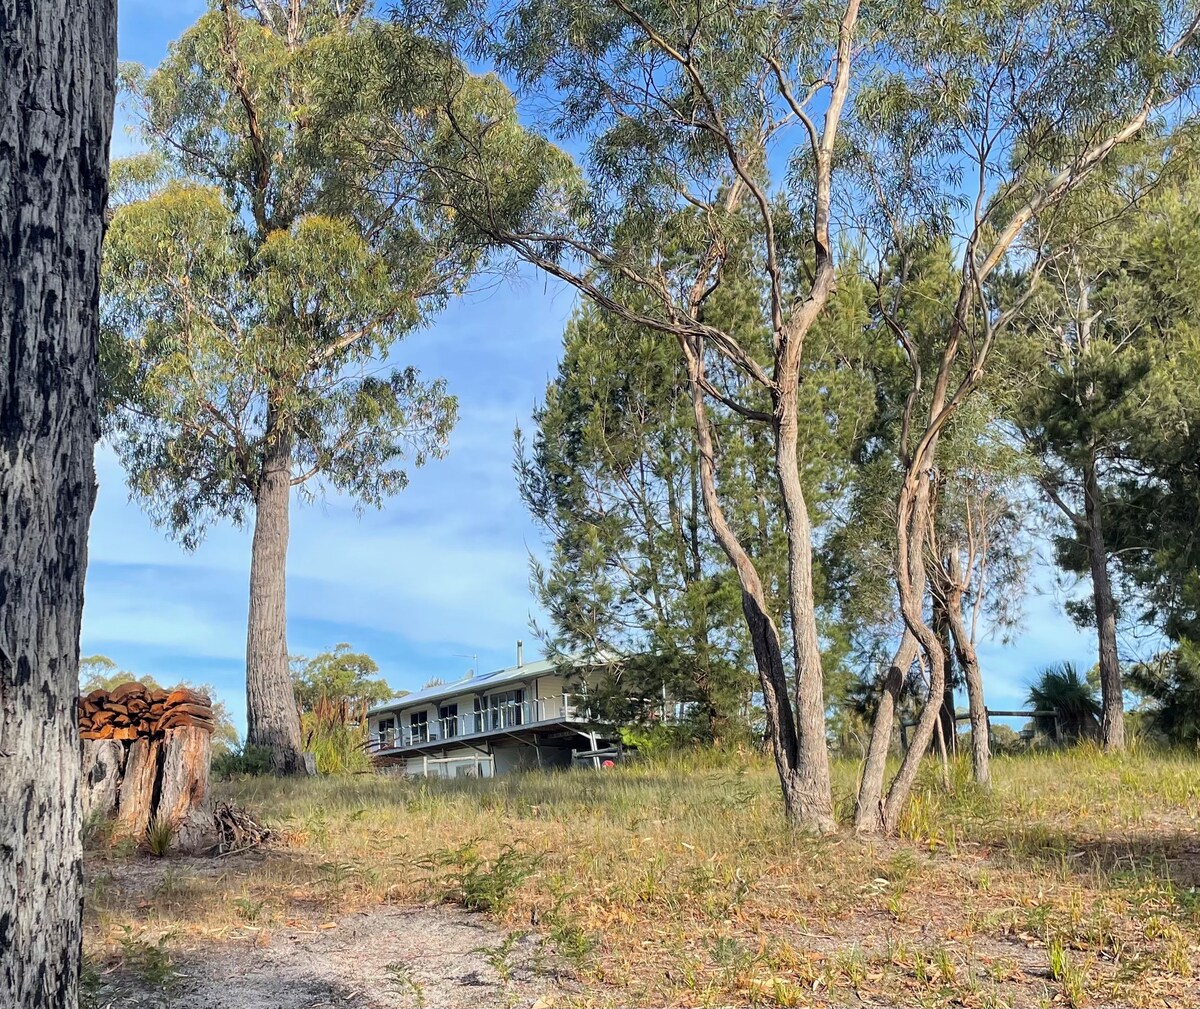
[{"xmin": 366, "ymin": 645, "xmax": 619, "ymax": 777}]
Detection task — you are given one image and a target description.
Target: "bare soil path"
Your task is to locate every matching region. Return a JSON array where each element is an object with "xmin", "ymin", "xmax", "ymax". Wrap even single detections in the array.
[{"xmin": 88, "ymin": 902, "xmax": 575, "ymax": 1008}]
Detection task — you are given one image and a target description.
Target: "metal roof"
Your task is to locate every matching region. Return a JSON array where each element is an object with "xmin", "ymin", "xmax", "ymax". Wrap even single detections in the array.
[{"xmin": 366, "ymin": 656, "xmax": 565, "ymax": 716}]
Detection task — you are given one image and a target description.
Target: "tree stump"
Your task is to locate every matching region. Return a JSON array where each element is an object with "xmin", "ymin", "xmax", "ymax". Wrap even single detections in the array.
[
  {"xmin": 81, "ymin": 740, "xmax": 125, "ymax": 821},
  {"xmin": 80, "ymin": 684, "xmax": 217, "ymax": 852}
]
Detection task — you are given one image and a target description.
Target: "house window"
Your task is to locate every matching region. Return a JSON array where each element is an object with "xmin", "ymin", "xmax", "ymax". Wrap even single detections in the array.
[
  {"xmin": 487, "ymin": 689, "xmax": 525, "ymax": 729},
  {"xmin": 377, "ymin": 717, "xmax": 396, "ymax": 748},
  {"xmin": 409, "ymin": 710, "xmax": 428, "ymax": 742},
  {"xmin": 439, "ymin": 703, "xmax": 459, "ymax": 738}
]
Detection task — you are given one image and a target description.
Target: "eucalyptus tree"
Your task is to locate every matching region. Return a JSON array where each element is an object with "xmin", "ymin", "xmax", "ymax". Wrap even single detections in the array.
[
  {"xmin": 291, "ymin": 643, "xmax": 398, "ymax": 716},
  {"xmin": 1, "ymin": 0, "xmax": 115, "ymax": 1002},
  {"xmin": 101, "ymin": 1, "xmax": 538, "ymax": 771},
  {"xmin": 846, "ymin": 0, "xmax": 1200, "ymax": 832},
  {"xmin": 381, "ymin": 0, "xmax": 874, "ymax": 831},
  {"xmin": 380, "ymin": 0, "xmax": 1198, "ymax": 830}
]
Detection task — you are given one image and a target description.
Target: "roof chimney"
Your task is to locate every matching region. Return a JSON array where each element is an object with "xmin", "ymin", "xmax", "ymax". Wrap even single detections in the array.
[{"xmin": 516, "ymin": 640, "xmax": 524, "ymax": 667}]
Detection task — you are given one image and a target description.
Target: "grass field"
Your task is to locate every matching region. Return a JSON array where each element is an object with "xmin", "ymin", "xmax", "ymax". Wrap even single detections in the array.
[{"xmin": 83, "ymin": 746, "xmax": 1200, "ymax": 1007}]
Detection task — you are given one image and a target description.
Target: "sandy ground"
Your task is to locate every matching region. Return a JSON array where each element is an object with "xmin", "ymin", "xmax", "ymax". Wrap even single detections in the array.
[{"xmin": 87, "ymin": 904, "xmax": 578, "ymax": 1008}]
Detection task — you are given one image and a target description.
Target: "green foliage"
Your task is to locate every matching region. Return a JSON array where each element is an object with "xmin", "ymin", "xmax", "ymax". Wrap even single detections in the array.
[
  {"xmin": 519, "ymin": 248, "xmax": 881, "ymax": 734},
  {"xmin": 516, "ymin": 296, "xmax": 757, "ymax": 734},
  {"xmin": 301, "ymin": 718, "xmax": 372, "ymax": 775},
  {"xmin": 291, "ymin": 643, "xmax": 398, "ymax": 716},
  {"xmin": 618, "ymin": 722, "xmax": 691, "ymax": 757},
  {"xmin": 212, "ymin": 744, "xmax": 277, "ymax": 778},
  {"xmin": 100, "ymin": 2, "xmax": 503, "ymax": 547},
  {"xmin": 385, "ymin": 962, "xmax": 427, "ymax": 1007},
  {"xmin": 143, "ymin": 817, "xmax": 176, "ymax": 857},
  {"xmin": 1127, "ymin": 646, "xmax": 1200, "ymax": 747},
  {"xmin": 1027, "ymin": 663, "xmax": 1102, "ymax": 742},
  {"xmin": 116, "ymin": 926, "xmax": 179, "ymax": 994},
  {"xmin": 416, "ymin": 840, "xmax": 542, "ymax": 913},
  {"xmin": 472, "ymin": 931, "xmax": 527, "ymax": 984}
]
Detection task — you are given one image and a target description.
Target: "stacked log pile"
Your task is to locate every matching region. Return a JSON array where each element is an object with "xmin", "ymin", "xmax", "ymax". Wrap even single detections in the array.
[
  {"xmin": 79, "ymin": 683, "xmax": 215, "ymax": 740},
  {"xmin": 80, "ymin": 683, "xmax": 216, "ymax": 852}
]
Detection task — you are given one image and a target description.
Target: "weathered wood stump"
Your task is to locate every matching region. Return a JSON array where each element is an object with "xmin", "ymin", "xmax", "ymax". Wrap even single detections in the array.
[{"xmin": 79, "ymin": 683, "xmax": 216, "ymax": 853}]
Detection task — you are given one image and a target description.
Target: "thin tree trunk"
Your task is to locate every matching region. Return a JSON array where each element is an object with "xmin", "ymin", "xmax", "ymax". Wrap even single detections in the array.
[
  {"xmin": 944, "ymin": 573, "xmax": 991, "ymax": 789},
  {"xmin": 774, "ymin": 385, "xmax": 835, "ymax": 832},
  {"xmin": 683, "ymin": 350, "xmax": 832, "ymax": 831},
  {"xmin": 932, "ymin": 589, "xmax": 958, "ymax": 756},
  {"xmin": 1083, "ymin": 451, "xmax": 1125, "ymax": 751},
  {"xmin": 854, "ymin": 631, "xmax": 917, "ymax": 832},
  {"xmin": 245, "ymin": 423, "xmax": 305, "ymax": 773},
  {"xmin": 0, "ymin": 1, "xmax": 115, "ymax": 1002},
  {"xmin": 855, "ymin": 471, "xmax": 933, "ymax": 833},
  {"xmin": 883, "ymin": 465, "xmax": 948, "ymax": 833},
  {"xmin": 933, "ymin": 715, "xmax": 951, "ymax": 789}
]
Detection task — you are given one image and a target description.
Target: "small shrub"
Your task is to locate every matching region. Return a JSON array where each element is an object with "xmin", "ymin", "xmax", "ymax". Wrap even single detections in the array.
[
  {"xmin": 79, "ymin": 952, "xmax": 103, "ymax": 1009},
  {"xmin": 116, "ymin": 926, "xmax": 179, "ymax": 993},
  {"xmin": 548, "ymin": 914, "xmax": 599, "ymax": 969},
  {"xmin": 474, "ymin": 930, "xmax": 527, "ymax": 984},
  {"xmin": 212, "ymin": 743, "xmax": 276, "ymax": 778},
  {"xmin": 385, "ymin": 961, "xmax": 426, "ymax": 1007},
  {"xmin": 143, "ymin": 817, "xmax": 175, "ymax": 857},
  {"xmin": 416, "ymin": 840, "xmax": 542, "ymax": 913},
  {"xmin": 82, "ymin": 810, "xmax": 115, "ymax": 851}
]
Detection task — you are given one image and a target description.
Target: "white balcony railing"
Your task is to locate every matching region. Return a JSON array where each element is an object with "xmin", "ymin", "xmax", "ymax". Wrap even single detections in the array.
[{"xmin": 371, "ymin": 694, "xmax": 584, "ymax": 752}]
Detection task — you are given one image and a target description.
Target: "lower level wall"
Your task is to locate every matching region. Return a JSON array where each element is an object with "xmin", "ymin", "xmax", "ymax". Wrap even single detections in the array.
[{"xmin": 398, "ymin": 739, "xmax": 582, "ymax": 777}]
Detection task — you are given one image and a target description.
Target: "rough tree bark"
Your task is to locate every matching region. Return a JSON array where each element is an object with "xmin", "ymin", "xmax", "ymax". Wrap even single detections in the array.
[
  {"xmin": 245, "ymin": 420, "xmax": 305, "ymax": 773},
  {"xmin": 82, "ymin": 740, "xmax": 126, "ymax": 821},
  {"xmin": 1083, "ymin": 450, "xmax": 1125, "ymax": 751},
  {"xmin": 0, "ymin": 1, "xmax": 115, "ymax": 1004}
]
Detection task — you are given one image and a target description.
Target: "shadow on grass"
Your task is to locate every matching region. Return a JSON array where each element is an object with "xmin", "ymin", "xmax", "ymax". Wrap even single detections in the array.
[
  {"xmin": 85, "ymin": 954, "xmax": 380, "ymax": 1009},
  {"xmin": 991, "ymin": 823, "xmax": 1200, "ymax": 891}
]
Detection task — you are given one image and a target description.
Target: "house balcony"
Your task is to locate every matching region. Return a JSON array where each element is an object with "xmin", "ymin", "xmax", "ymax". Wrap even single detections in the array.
[{"xmin": 369, "ymin": 694, "xmax": 589, "ymax": 754}]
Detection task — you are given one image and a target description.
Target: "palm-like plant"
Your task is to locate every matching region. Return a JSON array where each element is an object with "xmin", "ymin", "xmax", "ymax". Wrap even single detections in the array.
[{"xmin": 1026, "ymin": 663, "xmax": 1102, "ymax": 742}]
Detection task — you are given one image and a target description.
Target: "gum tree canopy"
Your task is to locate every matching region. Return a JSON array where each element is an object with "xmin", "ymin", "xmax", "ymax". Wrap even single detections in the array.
[{"xmin": 102, "ymin": 1, "xmax": 536, "ymax": 771}]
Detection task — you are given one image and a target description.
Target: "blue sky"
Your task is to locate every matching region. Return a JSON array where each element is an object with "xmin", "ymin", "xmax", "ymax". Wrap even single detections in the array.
[{"xmin": 92, "ymin": 1, "xmax": 1114, "ymax": 735}]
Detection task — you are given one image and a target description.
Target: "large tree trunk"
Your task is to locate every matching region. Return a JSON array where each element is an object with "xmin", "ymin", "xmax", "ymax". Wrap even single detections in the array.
[
  {"xmin": 1083, "ymin": 451, "xmax": 1125, "ymax": 751},
  {"xmin": 245, "ymin": 425, "xmax": 305, "ymax": 773},
  {"xmin": 942, "ymin": 558, "xmax": 990, "ymax": 789},
  {"xmin": 0, "ymin": 2, "xmax": 115, "ymax": 1004}
]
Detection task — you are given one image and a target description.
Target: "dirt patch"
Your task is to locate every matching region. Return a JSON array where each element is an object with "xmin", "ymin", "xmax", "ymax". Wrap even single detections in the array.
[{"xmin": 87, "ymin": 904, "xmax": 577, "ymax": 1008}]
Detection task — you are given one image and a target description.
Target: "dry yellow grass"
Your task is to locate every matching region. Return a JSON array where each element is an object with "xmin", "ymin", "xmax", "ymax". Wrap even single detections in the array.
[{"xmin": 84, "ymin": 745, "xmax": 1200, "ymax": 1007}]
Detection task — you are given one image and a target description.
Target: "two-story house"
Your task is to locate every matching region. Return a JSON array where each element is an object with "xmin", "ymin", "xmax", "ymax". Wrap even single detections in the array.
[{"xmin": 366, "ymin": 645, "xmax": 618, "ymax": 777}]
